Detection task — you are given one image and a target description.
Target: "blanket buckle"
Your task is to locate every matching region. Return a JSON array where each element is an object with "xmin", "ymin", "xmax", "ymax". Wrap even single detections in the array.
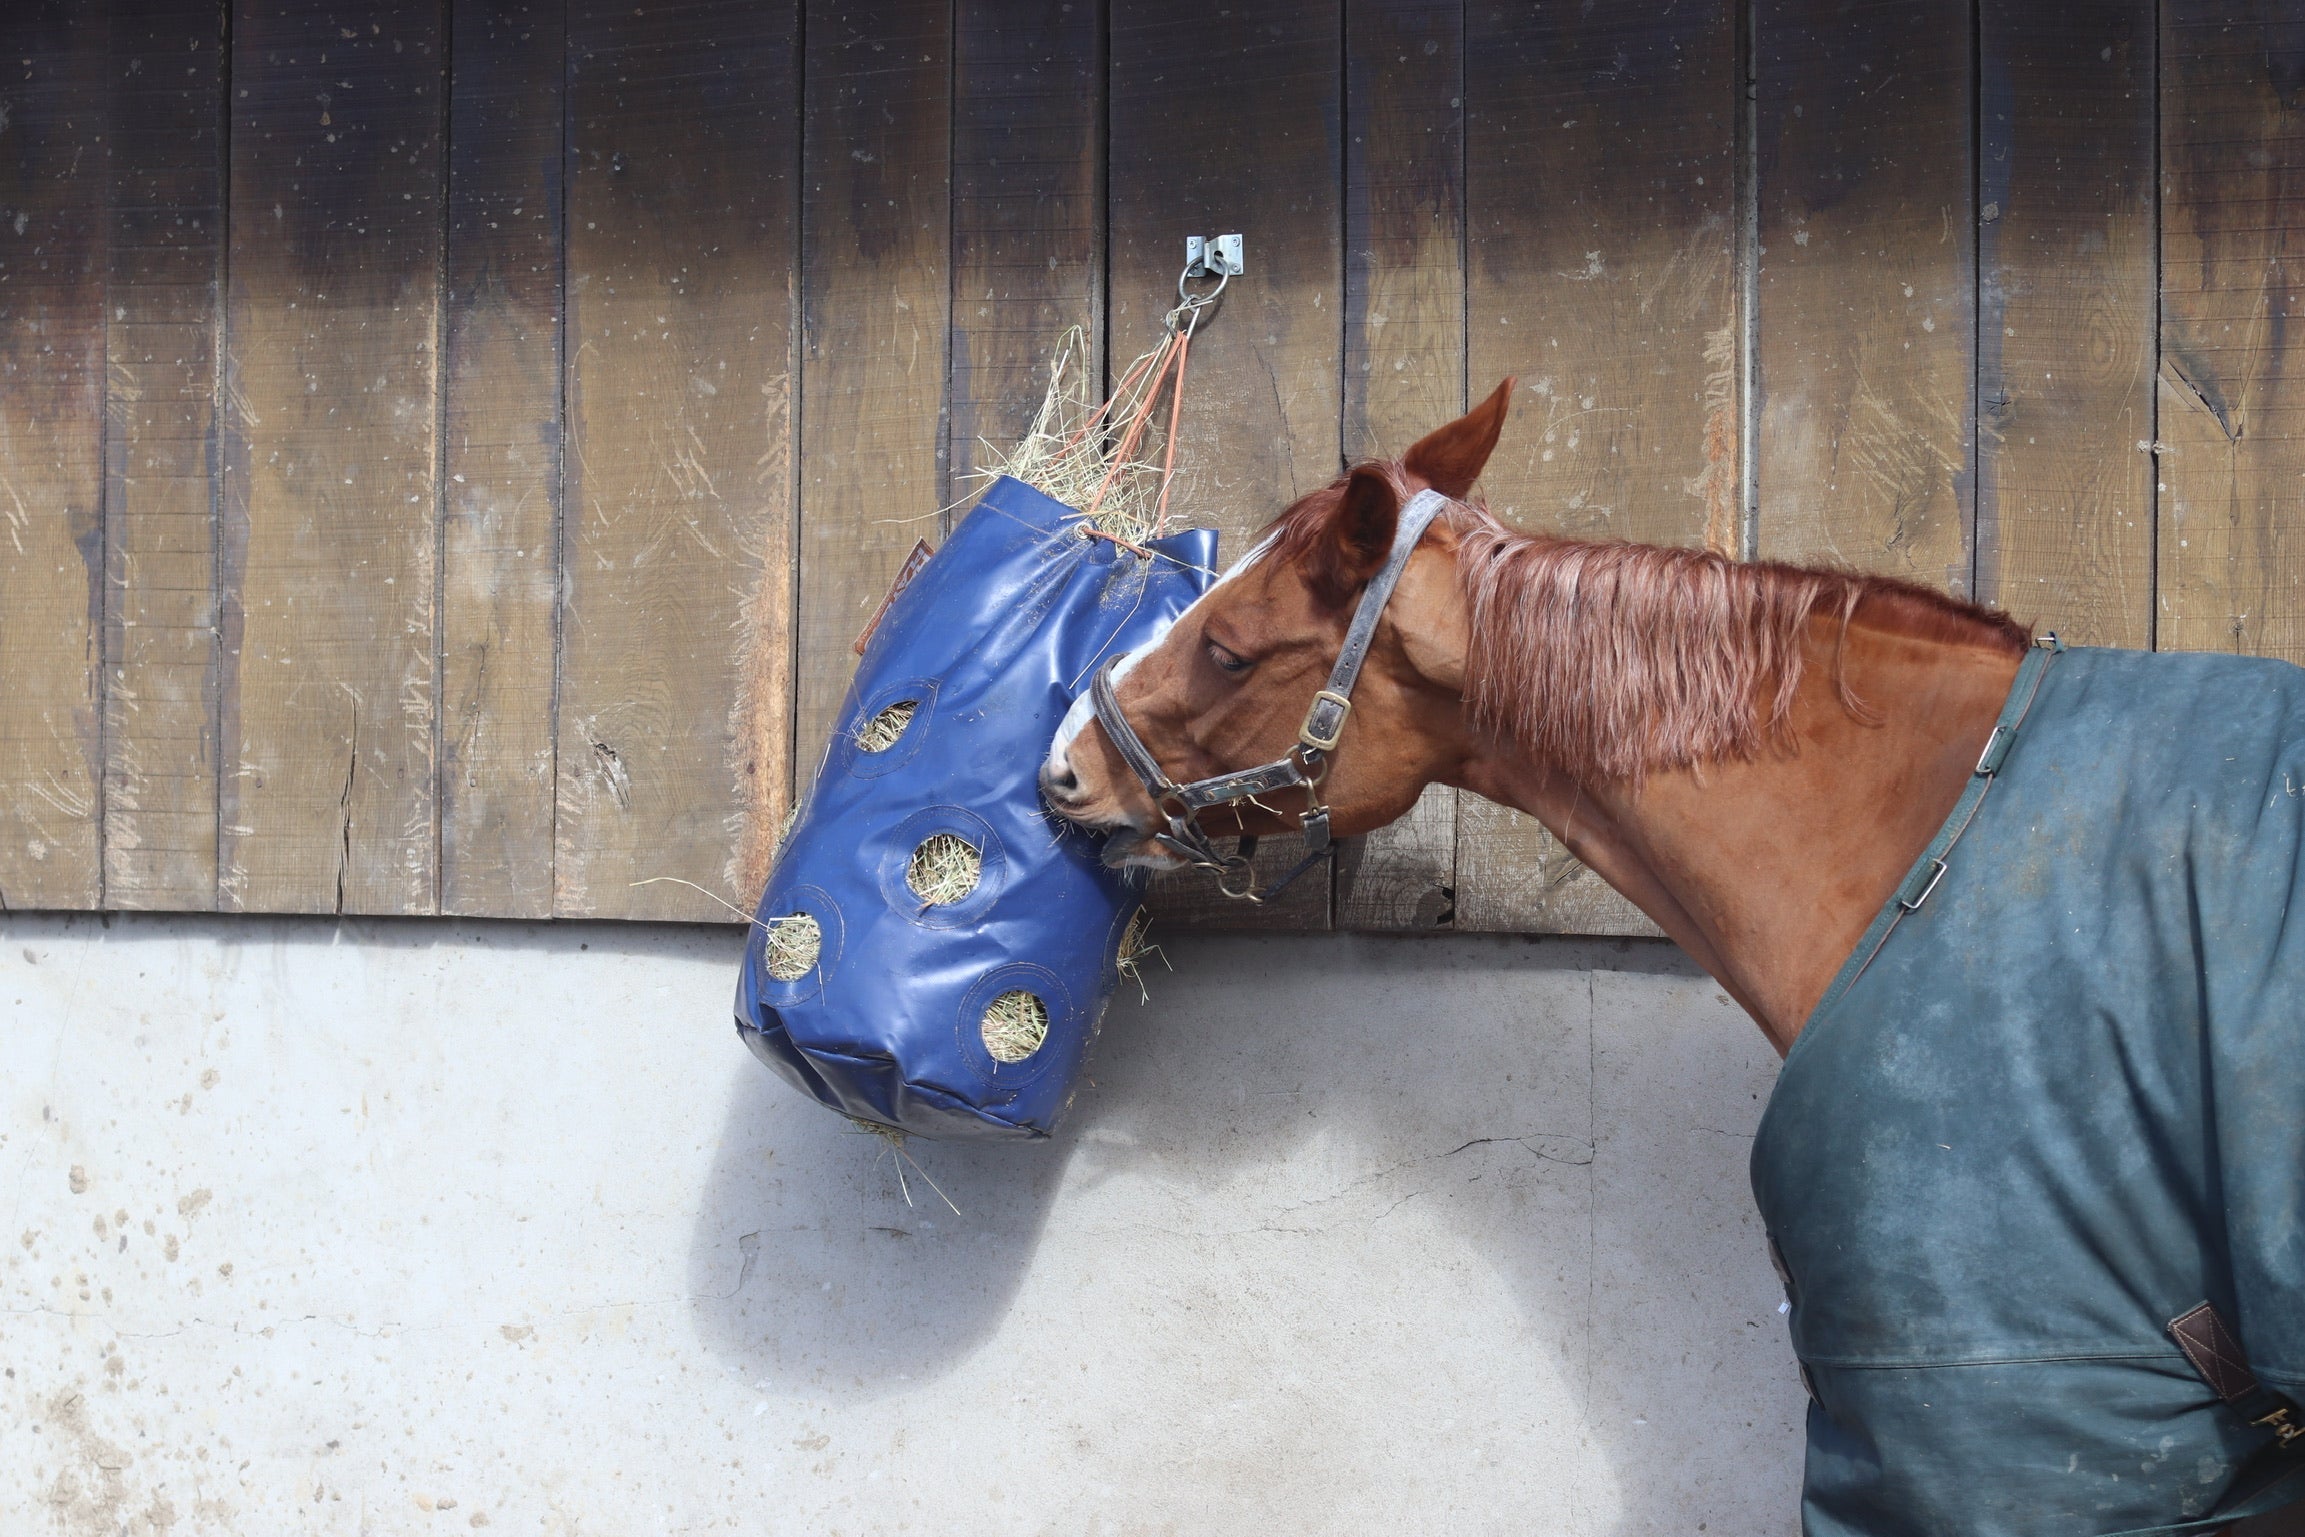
[
  {"xmin": 2254, "ymin": 1404, "xmax": 2305, "ymax": 1449},
  {"xmin": 1897, "ymin": 857, "xmax": 1949, "ymax": 912}
]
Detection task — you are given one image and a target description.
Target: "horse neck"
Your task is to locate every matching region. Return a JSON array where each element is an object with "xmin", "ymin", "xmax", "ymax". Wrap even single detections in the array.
[{"xmin": 1451, "ymin": 614, "xmax": 2023, "ymax": 1052}]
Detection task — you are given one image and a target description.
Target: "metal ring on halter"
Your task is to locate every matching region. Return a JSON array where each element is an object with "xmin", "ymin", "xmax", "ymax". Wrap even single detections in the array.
[{"xmin": 1213, "ymin": 854, "xmax": 1261, "ymax": 902}]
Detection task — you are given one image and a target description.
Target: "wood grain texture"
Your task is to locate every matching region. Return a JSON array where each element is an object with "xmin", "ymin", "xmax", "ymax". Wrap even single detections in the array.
[
  {"xmin": 1112, "ymin": 0, "xmax": 1343, "ymax": 930},
  {"xmin": 1456, "ymin": 1, "xmax": 1732, "ymax": 938},
  {"xmin": 1754, "ymin": 0, "xmax": 1976, "ymax": 589},
  {"xmin": 0, "ymin": 5, "xmax": 108, "ymax": 912},
  {"xmin": 1335, "ymin": 0, "xmax": 1462, "ymax": 933},
  {"xmin": 2156, "ymin": 4, "xmax": 2305, "ymax": 661},
  {"xmin": 1974, "ymin": 0, "xmax": 2155, "ymax": 646},
  {"xmin": 558, "ymin": 0, "xmax": 799, "ymax": 921},
  {"xmin": 948, "ymin": 0, "xmax": 1100, "ymax": 497},
  {"xmin": 219, "ymin": 0, "xmax": 443, "ymax": 915},
  {"xmin": 439, "ymin": 0, "xmax": 562, "ymax": 916},
  {"xmin": 1455, "ymin": 796, "xmax": 1661, "ymax": 937},
  {"xmin": 793, "ymin": 0, "xmax": 950, "ymax": 767},
  {"xmin": 102, "ymin": 0, "xmax": 226, "ymax": 911}
]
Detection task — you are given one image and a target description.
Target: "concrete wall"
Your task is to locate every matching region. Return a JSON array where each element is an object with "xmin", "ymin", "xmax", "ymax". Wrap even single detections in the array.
[{"xmin": 1, "ymin": 916, "xmax": 1802, "ymax": 1534}]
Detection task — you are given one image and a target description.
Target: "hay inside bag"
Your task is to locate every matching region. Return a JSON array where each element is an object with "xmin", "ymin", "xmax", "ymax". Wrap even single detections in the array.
[{"xmin": 735, "ymin": 476, "xmax": 1216, "ymax": 1138}]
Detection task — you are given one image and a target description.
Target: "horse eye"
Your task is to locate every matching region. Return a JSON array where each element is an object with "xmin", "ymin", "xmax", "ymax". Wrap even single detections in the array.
[{"xmin": 1206, "ymin": 641, "xmax": 1251, "ymax": 675}]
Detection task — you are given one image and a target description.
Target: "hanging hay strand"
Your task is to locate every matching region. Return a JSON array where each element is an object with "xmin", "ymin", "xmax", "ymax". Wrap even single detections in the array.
[
  {"xmin": 857, "ymin": 699, "xmax": 918, "ymax": 753},
  {"xmin": 762, "ymin": 912, "xmax": 823, "ymax": 981},
  {"xmin": 980, "ymin": 989, "xmax": 1050, "ymax": 1063},
  {"xmin": 846, "ymin": 1118, "xmax": 962, "ymax": 1215},
  {"xmin": 971, "ymin": 323, "xmax": 1199, "ymax": 547},
  {"xmin": 906, "ymin": 833, "xmax": 982, "ymax": 905},
  {"xmin": 1115, "ymin": 906, "xmax": 1168, "ymax": 1004}
]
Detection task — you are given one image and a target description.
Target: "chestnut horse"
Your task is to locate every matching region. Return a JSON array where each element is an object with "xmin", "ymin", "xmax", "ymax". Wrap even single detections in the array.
[{"xmin": 1040, "ymin": 383, "xmax": 2305, "ymax": 1534}]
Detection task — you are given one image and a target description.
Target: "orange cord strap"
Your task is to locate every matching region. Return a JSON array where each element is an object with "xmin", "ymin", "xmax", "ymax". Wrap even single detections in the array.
[{"xmin": 1152, "ymin": 325, "xmax": 1192, "ymax": 534}]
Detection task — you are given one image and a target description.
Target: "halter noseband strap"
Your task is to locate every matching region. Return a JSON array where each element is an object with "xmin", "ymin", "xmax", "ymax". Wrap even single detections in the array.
[{"xmin": 1088, "ymin": 488, "xmax": 1451, "ymax": 902}]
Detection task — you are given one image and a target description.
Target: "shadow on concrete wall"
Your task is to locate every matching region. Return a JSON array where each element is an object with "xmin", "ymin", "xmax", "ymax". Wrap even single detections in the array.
[{"xmin": 682, "ymin": 929, "xmax": 1777, "ymax": 1531}]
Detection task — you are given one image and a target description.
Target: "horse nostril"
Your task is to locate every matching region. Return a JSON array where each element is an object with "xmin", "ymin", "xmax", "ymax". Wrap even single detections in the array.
[{"xmin": 1042, "ymin": 761, "xmax": 1081, "ymax": 800}]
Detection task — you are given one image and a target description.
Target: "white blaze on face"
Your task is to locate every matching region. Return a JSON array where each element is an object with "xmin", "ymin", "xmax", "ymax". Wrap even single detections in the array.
[
  {"xmin": 1045, "ymin": 631, "xmax": 1159, "ymax": 780},
  {"xmin": 1043, "ymin": 534, "xmax": 1276, "ymax": 785}
]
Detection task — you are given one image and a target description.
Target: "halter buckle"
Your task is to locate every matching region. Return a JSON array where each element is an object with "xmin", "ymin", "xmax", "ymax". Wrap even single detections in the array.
[{"xmin": 1299, "ymin": 689, "xmax": 1353, "ymax": 753}]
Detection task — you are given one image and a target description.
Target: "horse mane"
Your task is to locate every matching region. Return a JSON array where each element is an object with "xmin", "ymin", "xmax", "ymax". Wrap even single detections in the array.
[{"xmin": 1267, "ymin": 473, "xmax": 2033, "ymax": 783}]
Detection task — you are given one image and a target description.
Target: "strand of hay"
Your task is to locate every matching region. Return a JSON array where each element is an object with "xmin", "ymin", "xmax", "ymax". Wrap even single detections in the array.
[
  {"xmin": 625, "ymin": 877, "xmax": 822, "ymax": 978},
  {"xmin": 970, "ymin": 324, "xmax": 1193, "ymax": 546},
  {"xmin": 857, "ymin": 698, "xmax": 918, "ymax": 753},
  {"xmin": 906, "ymin": 833, "xmax": 982, "ymax": 905},
  {"xmin": 846, "ymin": 1119, "xmax": 963, "ymax": 1215},
  {"xmin": 1115, "ymin": 906, "xmax": 1168, "ymax": 1004},
  {"xmin": 980, "ymin": 989, "xmax": 1051, "ymax": 1063}
]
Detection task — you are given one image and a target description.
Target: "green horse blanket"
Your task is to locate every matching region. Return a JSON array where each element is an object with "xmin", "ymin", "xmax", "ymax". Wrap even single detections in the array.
[{"xmin": 1752, "ymin": 645, "xmax": 2305, "ymax": 1536}]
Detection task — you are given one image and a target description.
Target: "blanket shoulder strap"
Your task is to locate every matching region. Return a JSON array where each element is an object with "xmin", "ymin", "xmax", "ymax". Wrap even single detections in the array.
[{"xmin": 2170, "ymin": 1302, "xmax": 2305, "ymax": 1452}]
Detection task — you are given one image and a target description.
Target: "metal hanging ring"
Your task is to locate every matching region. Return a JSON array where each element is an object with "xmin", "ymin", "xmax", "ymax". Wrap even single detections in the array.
[{"xmin": 1170, "ymin": 265, "xmax": 1228, "ymax": 336}]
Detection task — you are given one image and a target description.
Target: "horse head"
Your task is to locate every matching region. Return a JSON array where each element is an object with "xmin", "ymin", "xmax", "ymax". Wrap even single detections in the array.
[{"xmin": 1040, "ymin": 380, "xmax": 1516, "ymax": 872}]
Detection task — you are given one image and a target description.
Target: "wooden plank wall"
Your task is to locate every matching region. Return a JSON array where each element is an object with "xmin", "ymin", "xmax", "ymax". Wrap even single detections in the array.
[{"xmin": 2, "ymin": 1, "xmax": 2302, "ymax": 935}]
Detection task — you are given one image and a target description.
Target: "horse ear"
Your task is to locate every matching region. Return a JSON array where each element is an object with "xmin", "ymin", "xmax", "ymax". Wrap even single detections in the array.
[
  {"xmin": 1401, "ymin": 377, "xmax": 1515, "ymax": 497},
  {"xmin": 1312, "ymin": 464, "xmax": 1401, "ymax": 605}
]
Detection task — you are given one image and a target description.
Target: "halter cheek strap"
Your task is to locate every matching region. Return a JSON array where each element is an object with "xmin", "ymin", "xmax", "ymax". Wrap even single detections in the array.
[{"xmin": 1089, "ymin": 488, "xmax": 1451, "ymax": 902}]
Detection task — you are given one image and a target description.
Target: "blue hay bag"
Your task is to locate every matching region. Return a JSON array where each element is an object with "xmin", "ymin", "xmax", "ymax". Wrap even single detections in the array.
[{"xmin": 734, "ymin": 476, "xmax": 1218, "ymax": 1139}]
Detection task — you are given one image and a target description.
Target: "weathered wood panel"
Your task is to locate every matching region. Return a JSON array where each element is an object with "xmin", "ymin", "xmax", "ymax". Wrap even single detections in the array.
[
  {"xmin": 1974, "ymin": 0, "xmax": 2156, "ymax": 646},
  {"xmin": 792, "ymin": 0, "xmax": 950, "ymax": 766},
  {"xmin": 2157, "ymin": 4, "xmax": 2305, "ymax": 661},
  {"xmin": 948, "ymin": 0, "xmax": 1101, "ymax": 497},
  {"xmin": 220, "ymin": 1, "xmax": 445, "ymax": 915},
  {"xmin": 0, "ymin": 4, "xmax": 105, "ymax": 912},
  {"xmin": 1754, "ymin": 0, "xmax": 1975, "ymax": 590},
  {"xmin": 1456, "ymin": 2, "xmax": 1734, "ymax": 937},
  {"xmin": 102, "ymin": 0, "xmax": 225, "ymax": 911},
  {"xmin": 1113, "ymin": 0, "xmax": 1343, "ymax": 930},
  {"xmin": 557, "ymin": 1, "xmax": 799, "ymax": 921},
  {"xmin": 1334, "ymin": 0, "xmax": 1463, "ymax": 933},
  {"xmin": 439, "ymin": 0, "xmax": 563, "ymax": 916}
]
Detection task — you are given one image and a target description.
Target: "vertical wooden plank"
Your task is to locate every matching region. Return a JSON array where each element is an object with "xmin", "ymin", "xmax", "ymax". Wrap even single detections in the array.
[
  {"xmin": 557, "ymin": 1, "xmax": 800, "ymax": 921},
  {"xmin": 2157, "ymin": 4, "xmax": 2305, "ymax": 661},
  {"xmin": 1455, "ymin": 1, "xmax": 1734, "ymax": 937},
  {"xmin": 219, "ymin": 0, "xmax": 443, "ymax": 914},
  {"xmin": 792, "ymin": 0, "xmax": 951, "ymax": 766},
  {"xmin": 1753, "ymin": 0, "xmax": 1976, "ymax": 589},
  {"xmin": 948, "ymin": 0, "xmax": 1100, "ymax": 493},
  {"xmin": 1466, "ymin": 3, "xmax": 1740, "ymax": 549},
  {"xmin": 0, "ymin": 4, "xmax": 106, "ymax": 911},
  {"xmin": 103, "ymin": 0, "xmax": 226, "ymax": 912},
  {"xmin": 440, "ymin": 0, "xmax": 562, "ymax": 917},
  {"xmin": 1334, "ymin": 0, "xmax": 1463, "ymax": 933},
  {"xmin": 1974, "ymin": 0, "xmax": 2156, "ymax": 646},
  {"xmin": 1110, "ymin": 0, "xmax": 1343, "ymax": 930}
]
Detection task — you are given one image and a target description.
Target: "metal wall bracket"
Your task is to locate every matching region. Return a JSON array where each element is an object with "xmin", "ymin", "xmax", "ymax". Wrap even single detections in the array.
[{"xmin": 1184, "ymin": 234, "xmax": 1245, "ymax": 278}]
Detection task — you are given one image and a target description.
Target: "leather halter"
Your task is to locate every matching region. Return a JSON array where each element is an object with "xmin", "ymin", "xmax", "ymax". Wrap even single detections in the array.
[{"xmin": 1089, "ymin": 489, "xmax": 1450, "ymax": 902}]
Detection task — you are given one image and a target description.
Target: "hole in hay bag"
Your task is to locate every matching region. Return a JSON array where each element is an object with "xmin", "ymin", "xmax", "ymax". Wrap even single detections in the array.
[
  {"xmin": 735, "ymin": 476, "xmax": 1219, "ymax": 1139},
  {"xmin": 980, "ymin": 990, "xmax": 1050, "ymax": 1063},
  {"xmin": 905, "ymin": 833, "xmax": 981, "ymax": 905},
  {"xmin": 762, "ymin": 912, "xmax": 823, "ymax": 981},
  {"xmin": 857, "ymin": 699, "xmax": 917, "ymax": 754}
]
